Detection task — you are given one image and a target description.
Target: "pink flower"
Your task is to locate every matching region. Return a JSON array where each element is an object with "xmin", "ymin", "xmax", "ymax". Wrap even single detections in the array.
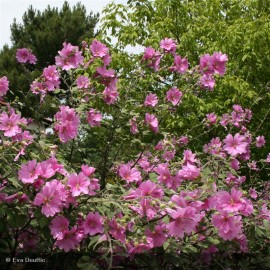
[
  {"xmin": 155, "ymin": 141, "xmax": 164, "ymax": 151},
  {"xmin": 200, "ymin": 52, "xmax": 228, "ymax": 76},
  {"xmin": 136, "ymin": 180, "xmax": 164, "ymax": 199},
  {"xmin": 248, "ymin": 160, "xmax": 258, "ymax": 171},
  {"xmin": 169, "ymin": 55, "xmax": 188, "ymax": 74},
  {"xmin": 200, "ymin": 54, "xmax": 214, "ymax": 75},
  {"xmin": 54, "ymin": 106, "xmax": 80, "ymax": 143},
  {"xmin": 18, "ymin": 160, "xmax": 39, "ymax": 183},
  {"xmin": 36, "ymin": 160, "xmax": 55, "ymax": 179},
  {"xmin": 138, "ymin": 156, "xmax": 151, "ymax": 172},
  {"xmin": 233, "ymin": 104, "xmax": 243, "ymax": 113},
  {"xmin": 130, "ymin": 198, "xmax": 157, "ymax": 220},
  {"xmin": 12, "ymin": 129, "xmax": 33, "ymax": 143},
  {"xmin": 47, "ymin": 155, "xmax": 66, "ymax": 176},
  {"xmin": 145, "ymin": 223, "xmax": 167, "ymax": 247},
  {"xmin": 30, "ymin": 80, "xmax": 46, "ymax": 96},
  {"xmin": 129, "ymin": 117, "xmax": 138, "ymax": 134},
  {"xmin": 166, "ymin": 206, "xmax": 201, "ymax": 238},
  {"xmin": 212, "ymin": 211, "xmax": 242, "ymax": 240},
  {"xmin": 200, "ymin": 74, "xmax": 215, "ymax": 90},
  {"xmin": 0, "ymin": 108, "xmax": 25, "ymax": 137},
  {"xmin": 205, "ymin": 113, "xmax": 217, "ymax": 126},
  {"xmin": 32, "ymin": 178, "xmax": 45, "ymax": 190},
  {"xmin": 87, "ymin": 108, "xmax": 102, "ymax": 127},
  {"xmin": 81, "ymin": 165, "xmax": 95, "ymax": 177},
  {"xmin": 95, "ymin": 66, "xmax": 115, "ymax": 81},
  {"xmin": 109, "ymin": 218, "xmax": 126, "ymax": 243},
  {"xmin": 88, "ymin": 178, "xmax": 100, "ymax": 196},
  {"xmin": 76, "ymin": 76, "xmax": 90, "ymax": 89},
  {"xmin": 163, "ymin": 150, "xmax": 175, "ymax": 161},
  {"xmin": 177, "ymin": 163, "xmax": 200, "ymax": 181},
  {"xmin": 67, "ymin": 172, "xmax": 90, "ymax": 197},
  {"xmin": 142, "ymin": 47, "xmax": 156, "ymax": 60},
  {"xmin": 90, "ymin": 40, "xmax": 109, "ymax": 58},
  {"xmin": 55, "ymin": 42, "xmax": 84, "ymax": 70},
  {"xmin": 170, "ymin": 194, "xmax": 188, "ymax": 208},
  {"xmin": 154, "ymin": 163, "xmax": 173, "ymax": 187},
  {"xmin": 183, "ymin": 149, "xmax": 197, "ymax": 165},
  {"xmin": 237, "ymin": 234, "xmax": 248, "ymax": 252},
  {"xmin": 3, "ymin": 193, "xmax": 29, "ymax": 204},
  {"xmin": 83, "ymin": 212, "xmax": 104, "ymax": 235},
  {"xmin": 127, "ymin": 238, "xmax": 154, "ymax": 254},
  {"xmin": 160, "ymin": 38, "xmax": 177, "ymax": 53},
  {"xmin": 230, "ymin": 159, "xmax": 240, "ymax": 170},
  {"xmin": 212, "ymin": 52, "xmax": 228, "ymax": 76},
  {"xmin": 102, "ymin": 87, "xmax": 119, "ymax": 104},
  {"xmin": 49, "ymin": 216, "xmax": 70, "ymax": 240},
  {"xmin": 256, "ymin": 135, "xmax": 266, "ymax": 148},
  {"xmin": 267, "ymin": 153, "xmax": 270, "ymax": 163},
  {"xmin": 217, "ymin": 187, "xmax": 244, "ymax": 212},
  {"xmin": 16, "ymin": 48, "xmax": 37, "ymax": 64},
  {"xmin": 220, "ymin": 113, "xmax": 230, "ymax": 127},
  {"xmin": 144, "ymin": 93, "xmax": 158, "ymax": 107},
  {"xmin": 0, "ymin": 76, "xmax": 9, "ymax": 96},
  {"xmin": 142, "ymin": 47, "xmax": 161, "ymax": 71},
  {"xmin": 31, "ymin": 66, "xmax": 60, "ymax": 98},
  {"xmin": 18, "ymin": 230, "xmax": 38, "ymax": 251},
  {"xmin": 55, "ymin": 226, "xmax": 80, "ymax": 252},
  {"xmin": 33, "ymin": 180, "xmax": 66, "ymax": 217},
  {"xmin": 203, "ymin": 137, "xmax": 225, "ymax": 157},
  {"xmin": 102, "ymin": 54, "xmax": 112, "ymax": 66},
  {"xmin": 119, "ymin": 164, "xmax": 142, "ymax": 183},
  {"xmin": 178, "ymin": 136, "xmax": 189, "ymax": 145},
  {"xmin": 223, "ymin": 133, "xmax": 248, "ymax": 156},
  {"xmin": 240, "ymin": 198, "xmax": 253, "ymax": 216},
  {"xmin": 145, "ymin": 113, "xmax": 159, "ymax": 133},
  {"xmin": 43, "ymin": 65, "xmax": 59, "ymax": 83},
  {"xmin": 166, "ymin": 87, "xmax": 182, "ymax": 106}
]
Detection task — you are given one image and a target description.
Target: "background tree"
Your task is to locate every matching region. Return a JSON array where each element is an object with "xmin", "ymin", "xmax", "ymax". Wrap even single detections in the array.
[
  {"xmin": 101, "ymin": 0, "xmax": 270, "ymax": 169},
  {"xmin": 0, "ymin": 1, "xmax": 99, "ymax": 119}
]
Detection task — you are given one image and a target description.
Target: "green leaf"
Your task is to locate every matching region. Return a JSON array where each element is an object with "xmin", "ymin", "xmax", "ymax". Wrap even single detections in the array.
[
  {"xmin": 149, "ymin": 173, "xmax": 157, "ymax": 182},
  {"xmin": 208, "ymin": 236, "xmax": 220, "ymax": 245},
  {"xmin": 77, "ymin": 256, "xmax": 99, "ymax": 270},
  {"xmin": 103, "ymin": 200, "xmax": 125, "ymax": 213},
  {"xmin": 88, "ymin": 235, "xmax": 100, "ymax": 249},
  {"xmin": 0, "ymin": 207, "xmax": 6, "ymax": 216},
  {"xmin": 255, "ymin": 226, "xmax": 265, "ymax": 237},
  {"xmin": 7, "ymin": 177, "xmax": 21, "ymax": 188},
  {"xmin": 7, "ymin": 213, "xmax": 26, "ymax": 228},
  {"xmin": 39, "ymin": 216, "xmax": 49, "ymax": 228},
  {"xmin": 0, "ymin": 219, "xmax": 7, "ymax": 232},
  {"xmin": 163, "ymin": 241, "xmax": 169, "ymax": 250},
  {"xmin": 0, "ymin": 239, "xmax": 10, "ymax": 253},
  {"xmin": 263, "ymin": 220, "xmax": 270, "ymax": 231}
]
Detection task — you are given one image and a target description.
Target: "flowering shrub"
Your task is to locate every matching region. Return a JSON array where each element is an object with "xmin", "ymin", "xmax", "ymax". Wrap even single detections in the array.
[{"xmin": 1, "ymin": 38, "xmax": 270, "ymax": 269}]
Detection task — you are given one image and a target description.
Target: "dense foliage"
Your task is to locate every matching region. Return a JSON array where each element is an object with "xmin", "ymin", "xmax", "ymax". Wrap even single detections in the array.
[
  {"xmin": 1, "ymin": 36, "xmax": 270, "ymax": 269},
  {"xmin": 1, "ymin": 1, "xmax": 270, "ymax": 269},
  {"xmin": 101, "ymin": 0, "xmax": 270, "ymax": 158}
]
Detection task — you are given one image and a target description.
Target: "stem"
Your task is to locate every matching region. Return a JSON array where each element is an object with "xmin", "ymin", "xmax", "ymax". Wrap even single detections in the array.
[
  {"xmin": 69, "ymin": 139, "xmax": 75, "ymax": 165},
  {"xmin": 106, "ymin": 233, "xmax": 113, "ymax": 269},
  {"xmin": 131, "ymin": 145, "xmax": 148, "ymax": 169},
  {"xmin": 6, "ymin": 230, "xmax": 19, "ymax": 270},
  {"xmin": 100, "ymin": 118, "xmax": 117, "ymax": 189}
]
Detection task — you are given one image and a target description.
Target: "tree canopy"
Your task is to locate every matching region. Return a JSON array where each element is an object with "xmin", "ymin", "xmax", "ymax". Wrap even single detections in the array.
[{"xmin": 101, "ymin": 0, "xmax": 270, "ymax": 157}]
